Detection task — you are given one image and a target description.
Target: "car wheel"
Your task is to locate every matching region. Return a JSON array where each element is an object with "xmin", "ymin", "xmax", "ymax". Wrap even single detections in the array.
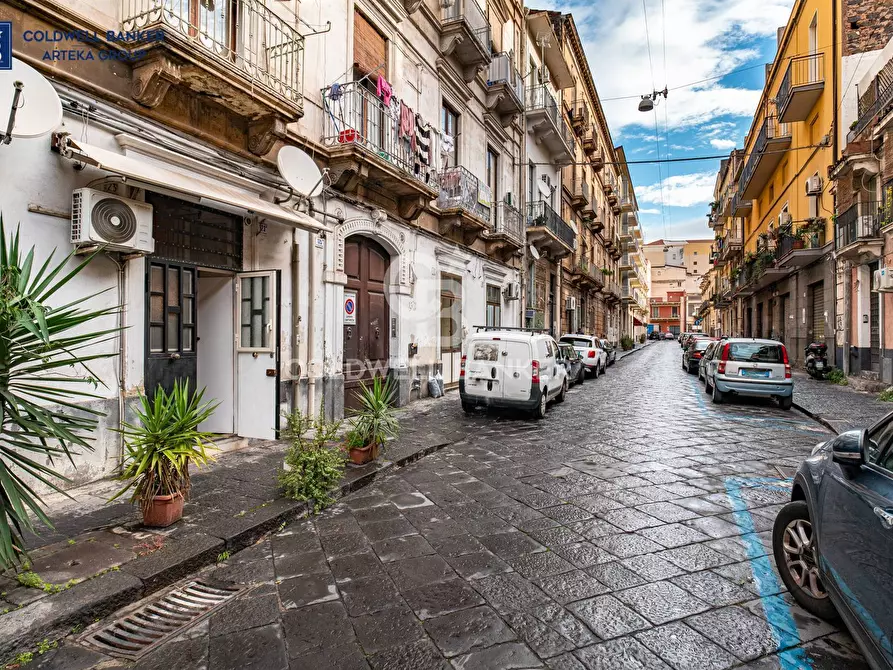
[
  {"xmin": 531, "ymin": 391, "xmax": 548, "ymax": 419},
  {"xmin": 577, "ymin": 367, "xmax": 585, "ymax": 385},
  {"xmin": 704, "ymin": 375, "xmax": 713, "ymax": 393},
  {"xmin": 593, "ymin": 364, "xmax": 599, "ymax": 379},
  {"xmin": 461, "ymin": 402, "xmax": 475, "ymax": 414},
  {"xmin": 556, "ymin": 380, "xmax": 568, "ymax": 403},
  {"xmin": 711, "ymin": 383, "xmax": 724, "ymax": 404},
  {"xmin": 779, "ymin": 395, "xmax": 793, "ymax": 411},
  {"xmin": 773, "ymin": 501, "xmax": 839, "ymax": 621}
]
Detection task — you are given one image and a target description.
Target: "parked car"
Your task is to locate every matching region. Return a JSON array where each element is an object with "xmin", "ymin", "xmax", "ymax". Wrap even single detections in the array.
[
  {"xmin": 460, "ymin": 329, "xmax": 568, "ymax": 419},
  {"xmin": 559, "ymin": 334, "xmax": 607, "ymax": 378},
  {"xmin": 682, "ymin": 337, "xmax": 717, "ymax": 374},
  {"xmin": 664, "ymin": 331, "xmax": 676, "ymax": 340},
  {"xmin": 773, "ymin": 416, "xmax": 893, "ymax": 669},
  {"xmin": 648, "ymin": 330, "xmax": 661, "ymax": 340},
  {"xmin": 599, "ymin": 339, "xmax": 617, "ymax": 366},
  {"xmin": 679, "ymin": 332, "xmax": 694, "ymax": 348},
  {"xmin": 558, "ymin": 342, "xmax": 586, "ymax": 386},
  {"xmin": 697, "ymin": 340, "xmax": 722, "ymax": 382},
  {"xmin": 702, "ymin": 338, "xmax": 793, "ymax": 409}
]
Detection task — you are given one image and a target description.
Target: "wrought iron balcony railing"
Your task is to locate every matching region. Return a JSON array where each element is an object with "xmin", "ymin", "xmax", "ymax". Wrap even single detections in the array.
[
  {"xmin": 849, "ymin": 55, "xmax": 893, "ymax": 144},
  {"xmin": 738, "ymin": 115, "xmax": 790, "ymax": 196},
  {"xmin": 442, "ymin": 0, "xmax": 492, "ymax": 54},
  {"xmin": 836, "ymin": 201, "xmax": 881, "ymax": 249},
  {"xmin": 487, "ymin": 53, "xmax": 523, "ymax": 103},
  {"xmin": 777, "ymin": 53, "xmax": 824, "ymax": 120},
  {"xmin": 527, "ymin": 200, "xmax": 576, "ymax": 250},
  {"xmin": 492, "ymin": 202, "xmax": 523, "ymax": 246},
  {"xmin": 122, "ymin": 0, "xmax": 305, "ymax": 107},
  {"xmin": 526, "ymin": 86, "xmax": 576, "ymax": 155},
  {"xmin": 323, "ymin": 81, "xmax": 439, "ymax": 190},
  {"xmin": 438, "ymin": 166, "xmax": 491, "ymax": 223}
]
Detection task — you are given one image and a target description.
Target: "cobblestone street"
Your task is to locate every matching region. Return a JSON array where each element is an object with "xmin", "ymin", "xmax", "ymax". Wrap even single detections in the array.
[{"xmin": 42, "ymin": 342, "xmax": 870, "ymax": 670}]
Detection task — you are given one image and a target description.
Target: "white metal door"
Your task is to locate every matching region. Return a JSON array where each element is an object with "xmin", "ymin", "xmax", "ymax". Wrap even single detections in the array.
[
  {"xmin": 236, "ymin": 271, "xmax": 279, "ymax": 440},
  {"xmin": 503, "ymin": 341, "xmax": 532, "ymax": 401},
  {"xmin": 197, "ymin": 275, "xmax": 235, "ymax": 434}
]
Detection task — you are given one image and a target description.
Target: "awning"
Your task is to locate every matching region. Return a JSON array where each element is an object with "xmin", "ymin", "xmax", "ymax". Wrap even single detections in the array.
[
  {"xmin": 60, "ymin": 137, "xmax": 329, "ymax": 233},
  {"xmin": 633, "ymin": 317, "xmax": 643, "ymax": 326}
]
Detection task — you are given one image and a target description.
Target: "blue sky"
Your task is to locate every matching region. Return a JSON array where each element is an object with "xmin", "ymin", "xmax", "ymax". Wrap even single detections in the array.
[{"xmin": 536, "ymin": 0, "xmax": 795, "ymax": 242}]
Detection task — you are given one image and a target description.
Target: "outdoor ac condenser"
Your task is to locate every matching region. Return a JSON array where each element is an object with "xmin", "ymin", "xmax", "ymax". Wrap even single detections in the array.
[
  {"xmin": 874, "ymin": 268, "xmax": 893, "ymax": 292},
  {"xmin": 71, "ymin": 188, "xmax": 155, "ymax": 254}
]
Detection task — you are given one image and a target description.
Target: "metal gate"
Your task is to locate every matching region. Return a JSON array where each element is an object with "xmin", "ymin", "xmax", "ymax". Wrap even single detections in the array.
[
  {"xmin": 810, "ymin": 282, "xmax": 825, "ymax": 341},
  {"xmin": 870, "ymin": 262, "xmax": 881, "ymax": 372}
]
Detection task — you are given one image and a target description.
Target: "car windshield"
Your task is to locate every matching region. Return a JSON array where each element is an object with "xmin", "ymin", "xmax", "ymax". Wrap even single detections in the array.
[
  {"xmin": 691, "ymin": 339, "xmax": 713, "ymax": 351},
  {"xmin": 728, "ymin": 342, "xmax": 784, "ymax": 363},
  {"xmin": 560, "ymin": 345, "xmax": 576, "ymax": 358},
  {"xmin": 561, "ymin": 337, "xmax": 593, "ymax": 348}
]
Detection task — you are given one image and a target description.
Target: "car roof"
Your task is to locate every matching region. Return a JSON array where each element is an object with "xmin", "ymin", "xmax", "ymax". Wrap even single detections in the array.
[
  {"xmin": 722, "ymin": 338, "xmax": 785, "ymax": 345},
  {"xmin": 560, "ymin": 334, "xmax": 595, "ymax": 340}
]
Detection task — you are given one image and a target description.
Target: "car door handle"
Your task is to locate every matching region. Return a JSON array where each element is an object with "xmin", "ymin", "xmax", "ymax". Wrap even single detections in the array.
[{"xmin": 873, "ymin": 506, "xmax": 893, "ymax": 530}]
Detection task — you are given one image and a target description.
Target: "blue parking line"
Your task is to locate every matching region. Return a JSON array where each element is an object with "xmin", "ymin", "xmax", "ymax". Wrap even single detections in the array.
[{"xmin": 724, "ymin": 477, "xmax": 812, "ymax": 669}]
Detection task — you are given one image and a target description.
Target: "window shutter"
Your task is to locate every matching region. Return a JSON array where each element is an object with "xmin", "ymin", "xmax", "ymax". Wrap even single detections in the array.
[{"xmin": 353, "ymin": 11, "xmax": 387, "ymax": 78}]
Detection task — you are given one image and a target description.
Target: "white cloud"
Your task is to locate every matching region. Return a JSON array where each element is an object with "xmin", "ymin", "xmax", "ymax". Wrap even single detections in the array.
[
  {"xmin": 670, "ymin": 144, "xmax": 695, "ymax": 151},
  {"xmin": 636, "ymin": 172, "xmax": 717, "ymax": 208},
  {"xmin": 638, "ymin": 208, "xmax": 662, "ymax": 215},
  {"xmin": 539, "ymin": 0, "xmax": 792, "ymax": 133},
  {"xmin": 709, "ymin": 138, "xmax": 737, "ymax": 150}
]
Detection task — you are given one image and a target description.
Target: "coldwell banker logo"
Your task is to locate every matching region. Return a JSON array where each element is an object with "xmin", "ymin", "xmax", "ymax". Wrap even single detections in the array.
[{"xmin": 0, "ymin": 22, "xmax": 12, "ymax": 71}]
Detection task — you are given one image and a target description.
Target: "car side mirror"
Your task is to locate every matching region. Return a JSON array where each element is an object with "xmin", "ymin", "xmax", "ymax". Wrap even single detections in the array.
[{"xmin": 831, "ymin": 429, "xmax": 866, "ymax": 466}]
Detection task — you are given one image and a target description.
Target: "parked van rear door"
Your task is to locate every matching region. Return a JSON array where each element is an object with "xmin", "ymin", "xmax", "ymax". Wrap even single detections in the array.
[
  {"xmin": 465, "ymin": 338, "xmax": 506, "ymax": 401},
  {"xmin": 503, "ymin": 339, "xmax": 533, "ymax": 401}
]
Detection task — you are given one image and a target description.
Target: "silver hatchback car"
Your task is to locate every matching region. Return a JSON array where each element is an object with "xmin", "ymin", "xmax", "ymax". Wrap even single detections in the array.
[{"xmin": 702, "ymin": 338, "xmax": 794, "ymax": 409}]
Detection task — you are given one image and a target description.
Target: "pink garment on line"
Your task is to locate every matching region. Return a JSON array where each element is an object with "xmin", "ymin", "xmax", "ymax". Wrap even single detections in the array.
[
  {"xmin": 400, "ymin": 101, "xmax": 416, "ymax": 152},
  {"xmin": 376, "ymin": 75, "xmax": 393, "ymax": 106}
]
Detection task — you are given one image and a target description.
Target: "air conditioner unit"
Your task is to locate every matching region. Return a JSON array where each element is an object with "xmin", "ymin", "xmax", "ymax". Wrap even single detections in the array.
[
  {"xmin": 565, "ymin": 296, "xmax": 577, "ymax": 311},
  {"xmin": 874, "ymin": 268, "xmax": 893, "ymax": 292},
  {"xmin": 71, "ymin": 188, "xmax": 155, "ymax": 253},
  {"xmin": 541, "ymin": 174, "xmax": 552, "ymax": 188},
  {"xmin": 504, "ymin": 282, "xmax": 521, "ymax": 300},
  {"xmin": 806, "ymin": 175, "xmax": 822, "ymax": 196}
]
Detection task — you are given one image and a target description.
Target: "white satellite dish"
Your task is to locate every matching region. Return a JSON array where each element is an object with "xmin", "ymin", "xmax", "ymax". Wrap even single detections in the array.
[
  {"xmin": 0, "ymin": 58, "xmax": 63, "ymax": 143},
  {"xmin": 277, "ymin": 146, "xmax": 323, "ymax": 198}
]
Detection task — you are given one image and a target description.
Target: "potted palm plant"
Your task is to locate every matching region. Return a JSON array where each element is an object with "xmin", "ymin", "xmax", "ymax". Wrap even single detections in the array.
[
  {"xmin": 111, "ymin": 381, "xmax": 218, "ymax": 527},
  {"xmin": 345, "ymin": 377, "xmax": 399, "ymax": 465}
]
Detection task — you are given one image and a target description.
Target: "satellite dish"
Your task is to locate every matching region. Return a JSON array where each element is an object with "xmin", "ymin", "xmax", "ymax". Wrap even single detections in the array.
[
  {"xmin": 0, "ymin": 58, "xmax": 63, "ymax": 142},
  {"xmin": 277, "ymin": 146, "xmax": 323, "ymax": 198}
]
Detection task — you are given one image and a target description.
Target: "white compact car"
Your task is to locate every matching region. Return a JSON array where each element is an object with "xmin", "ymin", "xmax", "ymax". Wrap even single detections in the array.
[
  {"xmin": 559, "ymin": 334, "xmax": 607, "ymax": 378},
  {"xmin": 460, "ymin": 328, "xmax": 569, "ymax": 419}
]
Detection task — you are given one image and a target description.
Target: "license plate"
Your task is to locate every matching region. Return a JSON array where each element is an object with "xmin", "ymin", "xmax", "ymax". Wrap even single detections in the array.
[
  {"xmin": 816, "ymin": 362, "xmax": 824, "ymax": 370},
  {"xmin": 741, "ymin": 369, "xmax": 770, "ymax": 378}
]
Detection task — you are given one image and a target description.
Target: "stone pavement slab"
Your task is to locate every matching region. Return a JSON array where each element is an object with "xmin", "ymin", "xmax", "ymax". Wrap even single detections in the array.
[
  {"xmin": 31, "ymin": 343, "xmax": 868, "ymax": 669},
  {"xmin": 792, "ymin": 370, "xmax": 891, "ymax": 434}
]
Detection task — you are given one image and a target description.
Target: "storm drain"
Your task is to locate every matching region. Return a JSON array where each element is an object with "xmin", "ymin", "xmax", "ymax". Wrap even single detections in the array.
[{"xmin": 82, "ymin": 580, "xmax": 243, "ymax": 659}]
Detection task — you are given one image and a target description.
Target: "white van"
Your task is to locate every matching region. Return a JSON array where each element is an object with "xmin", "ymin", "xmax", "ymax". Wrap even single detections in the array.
[{"xmin": 459, "ymin": 328, "xmax": 569, "ymax": 419}]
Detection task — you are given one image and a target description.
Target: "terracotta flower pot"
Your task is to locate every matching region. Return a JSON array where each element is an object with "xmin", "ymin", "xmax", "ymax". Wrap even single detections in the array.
[
  {"xmin": 348, "ymin": 442, "xmax": 380, "ymax": 465},
  {"xmin": 142, "ymin": 492, "xmax": 184, "ymax": 527}
]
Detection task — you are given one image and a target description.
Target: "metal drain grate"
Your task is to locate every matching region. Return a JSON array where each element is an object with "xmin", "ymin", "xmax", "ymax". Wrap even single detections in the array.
[{"xmin": 83, "ymin": 580, "xmax": 243, "ymax": 659}]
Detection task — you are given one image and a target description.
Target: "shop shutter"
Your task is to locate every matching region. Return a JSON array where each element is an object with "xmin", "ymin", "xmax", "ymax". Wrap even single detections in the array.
[
  {"xmin": 811, "ymin": 282, "xmax": 825, "ymax": 341},
  {"xmin": 354, "ymin": 11, "xmax": 387, "ymax": 78}
]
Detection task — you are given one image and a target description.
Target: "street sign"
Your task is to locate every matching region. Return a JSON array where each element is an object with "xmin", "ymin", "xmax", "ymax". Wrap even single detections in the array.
[{"xmin": 343, "ymin": 291, "xmax": 357, "ymax": 325}]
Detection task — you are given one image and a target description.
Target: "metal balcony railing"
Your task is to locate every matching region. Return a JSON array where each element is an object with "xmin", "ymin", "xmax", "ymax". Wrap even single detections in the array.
[
  {"xmin": 526, "ymin": 85, "xmax": 576, "ymax": 155},
  {"xmin": 568, "ymin": 99, "xmax": 590, "ymax": 133},
  {"xmin": 777, "ymin": 53, "xmax": 824, "ymax": 116},
  {"xmin": 323, "ymin": 82, "xmax": 439, "ymax": 190},
  {"xmin": 492, "ymin": 202, "xmax": 523, "ymax": 245},
  {"xmin": 442, "ymin": 0, "xmax": 491, "ymax": 54},
  {"xmin": 849, "ymin": 55, "xmax": 893, "ymax": 143},
  {"xmin": 527, "ymin": 200, "xmax": 576, "ymax": 250},
  {"xmin": 836, "ymin": 201, "xmax": 881, "ymax": 248},
  {"xmin": 487, "ymin": 53, "xmax": 523, "ymax": 103},
  {"xmin": 122, "ymin": 0, "xmax": 304, "ymax": 104},
  {"xmin": 738, "ymin": 115, "xmax": 790, "ymax": 196},
  {"xmin": 438, "ymin": 166, "xmax": 491, "ymax": 223}
]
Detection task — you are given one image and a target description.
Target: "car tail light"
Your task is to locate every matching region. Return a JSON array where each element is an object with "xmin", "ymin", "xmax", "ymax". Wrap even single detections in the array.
[
  {"xmin": 782, "ymin": 346, "xmax": 791, "ymax": 379},
  {"xmin": 588, "ymin": 351, "xmax": 596, "ymax": 358},
  {"xmin": 460, "ymin": 355, "xmax": 466, "ymax": 378},
  {"xmin": 693, "ymin": 352, "xmax": 702, "ymax": 359},
  {"xmin": 532, "ymin": 360, "xmax": 540, "ymax": 384},
  {"xmin": 717, "ymin": 342, "xmax": 730, "ymax": 374}
]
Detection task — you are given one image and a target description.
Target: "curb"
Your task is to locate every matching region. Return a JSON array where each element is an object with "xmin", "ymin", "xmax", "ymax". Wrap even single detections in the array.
[
  {"xmin": 617, "ymin": 342, "xmax": 652, "ymax": 362},
  {"xmin": 0, "ymin": 437, "xmax": 457, "ymax": 662},
  {"xmin": 792, "ymin": 401, "xmax": 840, "ymax": 435}
]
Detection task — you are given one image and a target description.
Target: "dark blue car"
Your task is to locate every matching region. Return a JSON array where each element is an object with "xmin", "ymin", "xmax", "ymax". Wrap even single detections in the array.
[{"xmin": 774, "ymin": 417, "xmax": 893, "ymax": 669}]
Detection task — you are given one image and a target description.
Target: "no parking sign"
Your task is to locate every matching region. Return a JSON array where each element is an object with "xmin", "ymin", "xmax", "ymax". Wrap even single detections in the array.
[{"xmin": 343, "ymin": 291, "xmax": 357, "ymax": 325}]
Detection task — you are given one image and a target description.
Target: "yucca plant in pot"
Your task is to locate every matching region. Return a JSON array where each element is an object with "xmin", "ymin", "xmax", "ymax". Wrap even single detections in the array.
[
  {"xmin": 110, "ymin": 380, "xmax": 218, "ymax": 527},
  {"xmin": 0, "ymin": 219, "xmax": 121, "ymax": 569},
  {"xmin": 345, "ymin": 376, "xmax": 399, "ymax": 465}
]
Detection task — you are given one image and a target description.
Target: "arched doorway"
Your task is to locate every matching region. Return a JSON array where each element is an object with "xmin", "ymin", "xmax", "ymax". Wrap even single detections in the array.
[{"xmin": 343, "ymin": 236, "xmax": 391, "ymax": 411}]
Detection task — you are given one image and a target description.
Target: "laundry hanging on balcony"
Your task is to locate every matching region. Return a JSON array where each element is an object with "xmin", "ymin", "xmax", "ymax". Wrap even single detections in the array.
[
  {"xmin": 376, "ymin": 75, "xmax": 393, "ymax": 106},
  {"xmin": 415, "ymin": 114, "xmax": 431, "ymax": 168}
]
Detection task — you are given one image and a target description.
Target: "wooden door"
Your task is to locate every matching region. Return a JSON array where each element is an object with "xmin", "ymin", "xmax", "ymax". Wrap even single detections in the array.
[
  {"xmin": 343, "ymin": 237, "xmax": 390, "ymax": 411},
  {"xmin": 146, "ymin": 261, "xmax": 197, "ymax": 398}
]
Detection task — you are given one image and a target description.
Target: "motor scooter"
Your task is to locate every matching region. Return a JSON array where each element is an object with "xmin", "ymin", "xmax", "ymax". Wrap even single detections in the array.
[{"xmin": 805, "ymin": 342, "xmax": 828, "ymax": 379}]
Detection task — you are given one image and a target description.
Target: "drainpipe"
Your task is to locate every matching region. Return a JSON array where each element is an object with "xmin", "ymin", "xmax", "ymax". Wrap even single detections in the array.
[
  {"xmin": 843, "ymin": 259, "xmax": 851, "ymax": 374},
  {"xmin": 520, "ymin": 8, "xmax": 530, "ymax": 328},
  {"xmin": 115, "ymin": 256, "xmax": 127, "ymax": 470},
  {"xmin": 291, "ymin": 229, "xmax": 301, "ymax": 414},
  {"xmin": 307, "ymin": 227, "xmax": 318, "ymax": 416}
]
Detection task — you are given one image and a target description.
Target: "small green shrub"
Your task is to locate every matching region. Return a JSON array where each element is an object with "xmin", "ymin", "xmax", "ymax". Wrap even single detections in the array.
[
  {"xmin": 879, "ymin": 387, "xmax": 893, "ymax": 402},
  {"xmin": 826, "ymin": 368, "xmax": 848, "ymax": 386},
  {"xmin": 278, "ymin": 408, "xmax": 345, "ymax": 514},
  {"xmin": 619, "ymin": 335, "xmax": 635, "ymax": 351},
  {"xmin": 639, "ymin": 333, "xmax": 646, "ymax": 344},
  {"xmin": 349, "ymin": 377, "xmax": 400, "ymax": 449}
]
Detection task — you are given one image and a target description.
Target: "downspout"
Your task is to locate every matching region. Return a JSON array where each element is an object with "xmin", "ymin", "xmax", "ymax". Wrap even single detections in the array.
[
  {"xmin": 291, "ymin": 229, "xmax": 301, "ymax": 414},
  {"xmin": 843, "ymin": 260, "xmax": 851, "ymax": 374},
  {"xmin": 520, "ymin": 8, "xmax": 529, "ymax": 328},
  {"xmin": 307, "ymin": 224, "xmax": 318, "ymax": 416},
  {"xmin": 115, "ymin": 256, "xmax": 126, "ymax": 470},
  {"xmin": 833, "ymin": 0, "xmax": 841, "ymax": 370}
]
